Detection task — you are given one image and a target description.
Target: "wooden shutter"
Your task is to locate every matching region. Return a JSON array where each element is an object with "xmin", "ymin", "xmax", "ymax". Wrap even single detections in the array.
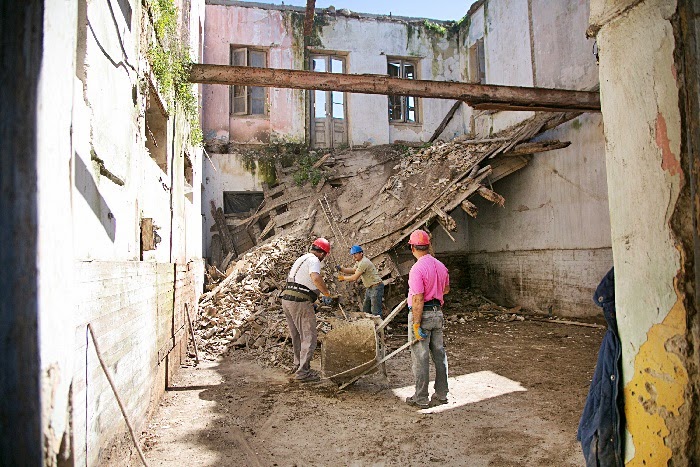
[{"xmin": 231, "ymin": 47, "xmax": 248, "ymax": 115}]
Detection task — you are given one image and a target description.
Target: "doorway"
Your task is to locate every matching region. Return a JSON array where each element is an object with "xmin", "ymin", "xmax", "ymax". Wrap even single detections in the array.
[{"xmin": 310, "ymin": 55, "xmax": 347, "ymax": 149}]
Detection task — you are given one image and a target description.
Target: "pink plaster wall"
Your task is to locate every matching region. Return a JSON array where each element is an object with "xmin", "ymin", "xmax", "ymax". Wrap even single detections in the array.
[{"xmin": 202, "ymin": 5, "xmax": 305, "ymax": 144}]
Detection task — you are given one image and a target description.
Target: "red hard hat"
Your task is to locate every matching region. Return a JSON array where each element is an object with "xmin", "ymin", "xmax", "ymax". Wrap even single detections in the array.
[
  {"xmin": 408, "ymin": 229, "xmax": 431, "ymax": 246},
  {"xmin": 312, "ymin": 237, "xmax": 331, "ymax": 254}
]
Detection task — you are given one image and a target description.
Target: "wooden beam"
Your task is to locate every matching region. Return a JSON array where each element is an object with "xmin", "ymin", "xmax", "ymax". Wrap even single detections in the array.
[
  {"xmin": 189, "ymin": 65, "xmax": 601, "ymax": 112},
  {"xmin": 210, "ymin": 200, "xmax": 236, "ymax": 255},
  {"xmin": 501, "ymin": 140, "xmax": 571, "ymax": 156},
  {"xmin": 429, "ymin": 100, "xmax": 462, "ymax": 142}
]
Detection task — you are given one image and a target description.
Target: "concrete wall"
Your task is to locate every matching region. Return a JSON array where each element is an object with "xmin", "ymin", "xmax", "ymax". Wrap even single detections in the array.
[
  {"xmin": 72, "ymin": 260, "xmax": 202, "ymax": 466},
  {"xmin": 24, "ymin": 0, "xmax": 207, "ymax": 463},
  {"xmin": 202, "ymin": 2, "xmax": 467, "ymax": 147},
  {"xmin": 591, "ymin": 0, "xmax": 697, "ymax": 462},
  {"xmin": 458, "ymin": 0, "xmax": 609, "ymax": 317}
]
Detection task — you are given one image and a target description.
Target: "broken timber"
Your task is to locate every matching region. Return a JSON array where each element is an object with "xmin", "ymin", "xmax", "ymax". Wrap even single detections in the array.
[
  {"xmin": 189, "ymin": 65, "xmax": 601, "ymax": 113},
  {"xmin": 429, "ymin": 100, "xmax": 462, "ymax": 143},
  {"xmin": 210, "ymin": 200, "xmax": 236, "ymax": 256}
]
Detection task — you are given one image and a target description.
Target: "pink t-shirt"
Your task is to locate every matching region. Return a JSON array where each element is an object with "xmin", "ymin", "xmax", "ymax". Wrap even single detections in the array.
[{"xmin": 407, "ymin": 254, "xmax": 450, "ymax": 306}]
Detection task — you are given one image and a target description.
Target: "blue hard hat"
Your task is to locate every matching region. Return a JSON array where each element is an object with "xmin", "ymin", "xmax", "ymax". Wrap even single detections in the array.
[{"xmin": 349, "ymin": 245, "xmax": 363, "ymax": 255}]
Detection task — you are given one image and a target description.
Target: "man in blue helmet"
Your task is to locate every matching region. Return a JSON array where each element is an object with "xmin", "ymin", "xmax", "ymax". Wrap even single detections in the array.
[{"xmin": 336, "ymin": 245, "xmax": 385, "ymax": 317}]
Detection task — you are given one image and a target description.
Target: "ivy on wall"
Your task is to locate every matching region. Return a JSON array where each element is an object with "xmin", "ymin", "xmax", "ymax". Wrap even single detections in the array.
[{"xmin": 146, "ymin": 0, "xmax": 202, "ymax": 146}]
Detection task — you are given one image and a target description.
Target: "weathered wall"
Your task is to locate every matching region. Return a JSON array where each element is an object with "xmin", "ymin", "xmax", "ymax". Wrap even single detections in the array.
[
  {"xmin": 37, "ymin": 1, "xmax": 79, "ymax": 463},
  {"xmin": 71, "ymin": 260, "xmax": 202, "ymax": 466},
  {"xmin": 315, "ymin": 15, "xmax": 464, "ymax": 145},
  {"xmin": 27, "ymin": 0, "xmax": 207, "ymax": 463},
  {"xmin": 465, "ymin": 115, "xmax": 610, "ymax": 316},
  {"xmin": 591, "ymin": 0, "xmax": 696, "ymax": 463},
  {"xmin": 202, "ymin": 152, "xmax": 265, "ymax": 257},
  {"xmin": 202, "ymin": 2, "xmax": 467, "ymax": 147},
  {"xmin": 456, "ymin": 0, "xmax": 608, "ymax": 317},
  {"xmin": 203, "ymin": 4, "xmax": 305, "ymax": 145}
]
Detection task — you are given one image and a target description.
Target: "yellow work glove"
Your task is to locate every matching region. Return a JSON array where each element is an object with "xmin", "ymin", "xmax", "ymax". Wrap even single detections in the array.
[
  {"xmin": 413, "ymin": 323, "xmax": 428, "ymax": 341},
  {"xmin": 337, "ymin": 275, "xmax": 346, "ymax": 281}
]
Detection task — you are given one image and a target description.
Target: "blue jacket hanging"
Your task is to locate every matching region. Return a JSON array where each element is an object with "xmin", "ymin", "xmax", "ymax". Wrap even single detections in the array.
[{"xmin": 577, "ymin": 267, "xmax": 624, "ymax": 466}]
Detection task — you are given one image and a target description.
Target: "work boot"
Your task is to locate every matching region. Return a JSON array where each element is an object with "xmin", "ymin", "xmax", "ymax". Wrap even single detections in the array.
[
  {"xmin": 295, "ymin": 371, "xmax": 321, "ymax": 383},
  {"xmin": 429, "ymin": 397, "xmax": 448, "ymax": 407},
  {"xmin": 405, "ymin": 396, "xmax": 429, "ymax": 409}
]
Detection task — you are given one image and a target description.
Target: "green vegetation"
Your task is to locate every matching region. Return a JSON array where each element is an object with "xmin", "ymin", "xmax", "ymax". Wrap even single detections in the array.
[
  {"xmin": 423, "ymin": 20, "xmax": 447, "ymax": 36},
  {"xmin": 236, "ymin": 142, "xmax": 330, "ymax": 187},
  {"xmin": 292, "ymin": 152, "xmax": 323, "ymax": 187},
  {"xmin": 146, "ymin": 0, "xmax": 202, "ymax": 146},
  {"xmin": 289, "ymin": 11, "xmax": 330, "ymax": 48}
]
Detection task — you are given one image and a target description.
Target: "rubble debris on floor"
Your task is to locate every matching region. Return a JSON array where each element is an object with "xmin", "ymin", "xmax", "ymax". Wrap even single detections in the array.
[
  {"xmin": 195, "ymin": 234, "xmax": 369, "ymax": 370},
  {"xmin": 194, "ymin": 248, "xmax": 604, "ymax": 373}
]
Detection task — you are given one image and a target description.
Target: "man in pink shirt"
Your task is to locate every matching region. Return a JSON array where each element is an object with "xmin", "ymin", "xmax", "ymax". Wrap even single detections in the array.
[{"xmin": 405, "ymin": 229, "xmax": 450, "ymax": 409}]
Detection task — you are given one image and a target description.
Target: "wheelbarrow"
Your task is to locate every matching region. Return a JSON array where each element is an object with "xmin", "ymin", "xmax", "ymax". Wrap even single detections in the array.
[{"xmin": 321, "ymin": 299, "xmax": 417, "ymax": 390}]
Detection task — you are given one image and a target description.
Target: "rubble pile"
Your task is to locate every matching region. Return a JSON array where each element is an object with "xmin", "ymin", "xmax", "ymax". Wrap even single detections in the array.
[
  {"xmin": 382, "ymin": 140, "xmax": 494, "ymax": 196},
  {"xmin": 195, "ymin": 234, "xmax": 335, "ymax": 369},
  {"xmin": 442, "ymin": 289, "xmax": 527, "ymax": 324}
]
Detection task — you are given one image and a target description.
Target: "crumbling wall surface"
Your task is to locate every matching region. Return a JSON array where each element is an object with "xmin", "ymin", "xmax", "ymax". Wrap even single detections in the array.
[
  {"xmin": 459, "ymin": 0, "xmax": 608, "ymax": 318},
  {"xmin": 314, "ymin": 15, "xmax": 464, "ymax": 145},
  {"xmin": 530, "ymin": 0, "xmax": 599, "ymax": 90},
  {"xmin": 30, "ymin": 0, "xmax": 207, "ymax": 464},
  {"xmin": 592, "ymin": 0, "xmax": 695, "ymax": 463},
  {"xmin": 202, "ymin": 3, "xmax": 466, "ymax": 147},
  {"xmin": 465, "ymin": 114, "xmax": 610, "ymax": 317},
  {"xmin": 36, "ymin": 1, "xmax": 79, "ymax": 464},
  {"xmin": 202, "ymin": 4, "xmax": 304, "ymax": 145},
  {"xmin": 466, "ymin": 248, "xmax": 612, "ymax": 316}
]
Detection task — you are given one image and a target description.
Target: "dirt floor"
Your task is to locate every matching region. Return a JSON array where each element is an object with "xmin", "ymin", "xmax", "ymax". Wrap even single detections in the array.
[{"xmin": 137, "ymin": 300, "xmax": 604, "ymax": 467}]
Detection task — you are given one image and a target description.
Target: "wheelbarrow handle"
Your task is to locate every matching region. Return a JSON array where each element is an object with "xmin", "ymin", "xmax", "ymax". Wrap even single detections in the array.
[{"xmin": 338, "ymin": 338, "xmax": 419, "ymax": 390}]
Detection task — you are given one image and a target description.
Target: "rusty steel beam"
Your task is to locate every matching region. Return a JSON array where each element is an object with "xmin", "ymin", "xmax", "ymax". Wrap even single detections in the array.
[
  {"xmin": 189, "ymin": 64, "xmax": 601, "ymax": 112},
  {"xmin": 303, "ymin": 0, "xmax": 316, "ymax": 38}
]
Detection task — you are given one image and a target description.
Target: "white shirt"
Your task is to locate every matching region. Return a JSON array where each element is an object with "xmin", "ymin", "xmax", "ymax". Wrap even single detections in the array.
[{"xmin": 287, "ymin": 253, "xmax": 322, "ymax": 292}]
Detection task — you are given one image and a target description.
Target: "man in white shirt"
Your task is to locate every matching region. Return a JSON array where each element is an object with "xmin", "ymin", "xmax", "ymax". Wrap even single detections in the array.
[{"xmin": 281, "ymin": 237, "xmax": 333, "ymax": 382}]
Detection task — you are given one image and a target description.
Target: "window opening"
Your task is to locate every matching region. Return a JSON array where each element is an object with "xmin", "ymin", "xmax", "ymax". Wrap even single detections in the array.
[
  {"xmin": 184, "ymin": 153, "xmax": 193, "ymax": 187},
  {"xmin": 223, "ymin": 191, "xmax": 264, "ymax": 217},
  {"xmin": 387, "ymin": 59, "xmax": 419, "ymax": 123},
  {"xmin": 145, "ymin": 82, "xmax": 168, "ymax": 172},
  {"xmin": 231, "ymin": 47, "xmax": 268, "ymax": 116}
]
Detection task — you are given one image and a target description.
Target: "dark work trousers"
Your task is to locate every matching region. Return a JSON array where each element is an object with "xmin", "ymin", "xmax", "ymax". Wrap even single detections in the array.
[
  {"xmin": 363, "ymin": 282, "xmax": 385, "ymax": 317},
  {"xmin": 408, "ymin": 308, "xmax": 449, "ymax": 406},
  {"xmin": 282, "ymin": 298, "xmax": 318, "ymax": 379}
]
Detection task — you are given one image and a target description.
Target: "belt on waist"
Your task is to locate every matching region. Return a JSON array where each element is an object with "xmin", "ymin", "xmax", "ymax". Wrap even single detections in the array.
[
  {"xmin": 366, "ymin": 282, "xmax": 383, "ymax": 289},
  {"xmin": 281, "ymin": 290, "xmax": 313, "ymax": 302},
  {"xmin": 283, "ymin": 282, "xmax": 318, "ymax": 302}
]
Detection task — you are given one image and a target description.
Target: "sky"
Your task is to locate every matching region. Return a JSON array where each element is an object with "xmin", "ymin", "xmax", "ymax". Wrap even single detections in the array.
[{"xmin": 244, "ymin": 0, "xmax": 476, "ymax": 21}]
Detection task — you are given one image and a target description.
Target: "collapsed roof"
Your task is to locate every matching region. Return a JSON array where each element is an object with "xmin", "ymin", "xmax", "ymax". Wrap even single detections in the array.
[{"xmin": 209, "ymin": 111, "xmax": 577, "ymax": 285}]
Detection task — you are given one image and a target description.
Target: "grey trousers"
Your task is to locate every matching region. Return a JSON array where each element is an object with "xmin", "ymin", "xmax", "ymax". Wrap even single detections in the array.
[
  {"xmin": 408, "ymin": 309, "xmax": 449, "ymax": 406},
  {"xmin": 282, "ymin": 299, "xmax": 318, "ymax": 378}
]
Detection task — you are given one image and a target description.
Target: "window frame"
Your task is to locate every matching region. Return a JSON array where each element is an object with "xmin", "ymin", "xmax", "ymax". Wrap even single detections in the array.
[
  {"xmin": 230, "ymin": 46, "xmax": 268, "ymax": 117},
  {"xmin": 387, "ymin": 57, "xmax": 420, "ymax": 124},
  {"xmin": 468, "ymin": 38, "xmax": 486, "ymax": 84}
]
